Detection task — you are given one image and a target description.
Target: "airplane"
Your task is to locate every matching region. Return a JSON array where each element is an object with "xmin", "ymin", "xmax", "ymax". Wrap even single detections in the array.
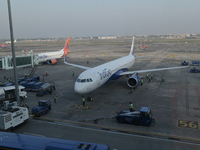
[
  {"xmin": 37, "ymin": 37, "xmax": 70, "ymax": 65},
  {"xmin": 5, "ymin": 39, "xmax": 17, "ymax": 44},
  {"xmin": 64, "ymin": 36, "xmax": 188, "ymax": 99}
]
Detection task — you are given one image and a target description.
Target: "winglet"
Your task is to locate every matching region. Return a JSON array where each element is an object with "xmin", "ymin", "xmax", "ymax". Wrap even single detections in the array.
[
  {"xmin": 62, "ymin": 37, "xmax": 70, "ymax": 57},
  {"xmin": 129, "ymin": 36, "xmax": 135, "ymax": 55}
]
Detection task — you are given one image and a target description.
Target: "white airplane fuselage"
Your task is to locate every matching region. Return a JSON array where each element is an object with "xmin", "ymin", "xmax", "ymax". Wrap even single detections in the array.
[
  {"xmin": 38, "ymin": 50, "xmax": 65, "ymax": 63},
  {"xmin": 74, "ymin": 54, "xmax": 135, "ymax": 94}
]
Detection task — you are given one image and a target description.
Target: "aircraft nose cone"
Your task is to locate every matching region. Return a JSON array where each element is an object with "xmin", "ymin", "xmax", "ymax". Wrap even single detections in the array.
[{"xmin": 74, "ymin": 83, "xmax": 85, "ymax": 94}]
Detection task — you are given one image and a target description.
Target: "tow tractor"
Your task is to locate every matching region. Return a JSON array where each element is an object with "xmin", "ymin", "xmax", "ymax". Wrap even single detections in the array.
[
  {"xmin": 80, "ymin": 107, "xmax": 154, "ymax": 126},
  {"xmin": 32, "ymin": 100, "xmax": 51, "ymax": 117},
  {"xmin": 190, "ymin": 67, "xmax": 200, "ymax": 73},
  {"xmin": 116, "ymin": 107, "xmax": 154, "ymax": 126},
  {"xmin": 181, "ymin": 61, "xmax": 189, "ymax": 66}
]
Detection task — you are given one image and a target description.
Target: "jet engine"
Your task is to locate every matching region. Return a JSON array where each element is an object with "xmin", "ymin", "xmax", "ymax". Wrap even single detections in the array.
[
  {"xmin": 48, "ymin": 59, "xmax": 57, "ymax": 65},
  {"xmin": 127, "ymin": 75, "xmax": 140, "ymax": 88}
]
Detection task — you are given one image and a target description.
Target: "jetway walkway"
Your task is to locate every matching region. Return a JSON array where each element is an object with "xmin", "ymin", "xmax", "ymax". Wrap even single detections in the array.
[{"xmin": 0, "ymin": 50, "xmax": 38, "ymax": 70}]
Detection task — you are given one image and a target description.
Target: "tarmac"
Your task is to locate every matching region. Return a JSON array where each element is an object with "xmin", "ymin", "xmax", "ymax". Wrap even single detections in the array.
[{"xmin": 1, "ymin": 38, "xmax": 200, "ymax": 149}]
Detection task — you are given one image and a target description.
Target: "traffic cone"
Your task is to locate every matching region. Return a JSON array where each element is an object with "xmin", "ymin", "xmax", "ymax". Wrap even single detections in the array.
[
  {"xmin": 131, "ymin": 88, "xmax": 133, "ymax": 92},
  {"xmin": 188, "ymin": 82, "xmax": 190, "ymax": 84},
  {"xmin": 146, "ymin": 86, "xmax": 148, "ymax": 89},
  {"xmin": 69, "ymin": 110, "xmax": 72, "ymax": 115}
]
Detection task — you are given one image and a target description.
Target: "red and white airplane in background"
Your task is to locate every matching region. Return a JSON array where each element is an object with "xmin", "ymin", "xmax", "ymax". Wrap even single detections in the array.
[{"xmin": 37, "ymin": 37, "xmax": 70, "ymax": 65}]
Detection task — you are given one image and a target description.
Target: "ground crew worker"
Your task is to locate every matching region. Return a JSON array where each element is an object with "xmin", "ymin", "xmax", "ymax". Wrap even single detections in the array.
[
  {"xmin": 151, "ymin": 73, "xmax": 153, "ymax": 79},
  {"xmin": 53, "ymin": 94, "xmax": 56, "ymax": 103},
  {"xmin": 141, "ymin": 78, "xmax": 143, "ymax": 86},
  {"xmin": 3, "ymin": 73, "xmax": 6, "ymax": 79},
  {"xmin": 72, "ymin": 71, "xmax": 74, "ymax": 76},
  {"xmin": 149, "ymin": 76, "xmax": 151, "ymax": 82},
  {"xmin": 129, "ymin": 102, "xmax": 133, "ymax": 112},
  {"xmin": 46, "ymin": 71, "xmax": 48, "ymax": 76},
  {"xmin": 146, "ymin": 73, "xmax": 148, "ymax": 79},
  {"xmin": 0, "ymin": 81, "xmax": 2, "ymax": 85},
  {"xmin": 53, "ymin": 83, "xmax": 56, "ymax": 90},
  {"xmin": 87, "ymin": 61, "xmax": 89, "ymax": 64},
  {"xmin": 49, "ymin": 87, "xmax": 52, "ymax": 94},
  {"xmin": 162, "ymin": 76, "xmax": 164, "ymax": 82},
  {"xmin": 10, "ymin": 79, "xmax": 12, "ymax": 82},
  {"xmin": 82, "ymin": 96, "xmax": 85, "ymax": 106}
]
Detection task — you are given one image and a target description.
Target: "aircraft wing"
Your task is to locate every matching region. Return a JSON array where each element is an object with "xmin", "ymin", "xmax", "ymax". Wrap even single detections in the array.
[
  {"xmin": 64, "ymin": 56, "xmax": 91, "ymax": 70},
  {"xmin": 119, "ymin": 65, "xmax": 189, "ymax": 76},
  {"xmin": 136, "ymin": 55, "xmax": 152, "ymax": 59}
]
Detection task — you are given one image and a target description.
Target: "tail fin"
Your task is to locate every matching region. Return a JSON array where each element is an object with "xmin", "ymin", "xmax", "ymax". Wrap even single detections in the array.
[
  {"xmin": 129, "ymin": 36, "xmax": 135, "ymax": 55},
  {"xmin": 62, "ymin": 37, "xmax": 70, "ymax": 57}
]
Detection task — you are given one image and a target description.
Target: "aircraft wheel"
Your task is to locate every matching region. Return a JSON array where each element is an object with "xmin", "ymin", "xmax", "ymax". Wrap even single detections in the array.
[{"xmin": 118, "ymin": 118, "xmax": 124, "ymax": 124}]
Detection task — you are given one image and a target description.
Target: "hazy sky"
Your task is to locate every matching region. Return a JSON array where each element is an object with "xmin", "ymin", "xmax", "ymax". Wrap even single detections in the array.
[{"xmin": 0, "ymin": 0, "xmax": 200, "ymax": 39}]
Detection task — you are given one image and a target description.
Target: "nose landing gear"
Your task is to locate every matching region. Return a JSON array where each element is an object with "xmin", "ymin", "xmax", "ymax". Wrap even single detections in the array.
[{"xmin": 87, "ymin": 92, "xmax": 92, "ymax": 101}]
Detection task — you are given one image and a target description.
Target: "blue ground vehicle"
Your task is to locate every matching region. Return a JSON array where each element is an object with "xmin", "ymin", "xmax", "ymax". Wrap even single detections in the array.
[
  {"xmin": 25, "ymin": 81, "xmax": 35, "ymax": 90},
  {"xmin": 181, "ymin": 61, "xmax": 189, "ymax": 66},
  {"xmin": 0, "ymin": 82, "xmax": 14, "ymax": 87},
  {"xmin": 190, "ymin": 67, "xmax": 200, "ymax": 73},
  {"xmin": 32, "ymin": 82, "xmax": 43, "ymax": 91},
  {"xmin": 27, "ymin": 76, "xmax": 40, "ymax": 82},
  {"xmin": 36, "ymin": 83, "xmax": 53, "ymax": 96},
  {"xmin": 18, "ymin": 77, "xmax": 27, "ymax": 84},
  {"xmin": 0, "ymin": 132, "xmax": 110, "ymax": 150},
  {"xmin": 192, "ymin": 61, "xmax": 200, "ymax": 66},
  {"xmin": 32, "ymin": 100, "xmax": 51, "ymax": 117},
  {"xmin": 115, "ymin": 107, "xmax": 153, "ymax": 126}
]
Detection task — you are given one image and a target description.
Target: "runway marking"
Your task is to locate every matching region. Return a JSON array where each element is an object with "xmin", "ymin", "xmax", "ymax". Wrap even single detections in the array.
[
  {"xmin": 23, "ymin": 132, "xmax": 45, "ymax": 137},
  {"xmin": 190, "ymin": 55, "xmax": 198, "ymax": 57},
  {"xmin": 167, "ymin": 53, "xmax": 177, "ymax": 57},
  {"xmin": 177, "ymin": 120, "xmax": 199, "ymax": 129},
  {"xmin": 70, "ymin": 104, "xmax": 94, "ymax": 110}
]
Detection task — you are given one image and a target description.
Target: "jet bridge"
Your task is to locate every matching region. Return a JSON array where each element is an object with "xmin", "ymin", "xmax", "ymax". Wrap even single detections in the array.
[{"xmin": 0, "ymin": 50, "xmax": 38, "ymax": 70}]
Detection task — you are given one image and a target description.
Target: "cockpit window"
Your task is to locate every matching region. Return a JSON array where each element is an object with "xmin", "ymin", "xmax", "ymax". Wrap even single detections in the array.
[
  {"xmin": 81, "ymin": 79, "xmax": 86, "ymax": 83},
  {"xmin": 77, "ymin": 78, "xmax": 92, "ymax": 83}
]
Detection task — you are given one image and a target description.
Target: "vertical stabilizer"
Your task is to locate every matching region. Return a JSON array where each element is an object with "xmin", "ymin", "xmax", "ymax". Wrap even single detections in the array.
[
  {"xmin": 129, "ymin": 36, "xmax": 135, "ymax": 55},
  {"xmin": 62, "ymin": 37, "xmax": 70, "ymax": 57}
]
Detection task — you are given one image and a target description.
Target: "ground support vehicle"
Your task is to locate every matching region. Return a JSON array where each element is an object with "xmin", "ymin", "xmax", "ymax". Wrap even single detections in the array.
[
  {"xmin": 190, "ymin": 67, "xmax": 200, "ymax": 73},
  {"xmin": 0, "ymin": 132, "xmax": 110, "ymax": 150},
  {"xmin": 0, "ymin": 85, "xmax": 27, "ymax": 101},
  {"xmin": 18, "ymin": 77, "xmax": 27, "ymax": 84},
  {"xmin": 32, "ymin": 82, "xmax": 43, "ymax": 91},
  {"xmin": 0, "ymin": 101, "xmax": 29, "ymax": 131},
  {"xmin": 25, "ymin": 81, "xmax": 35, "ymax": 91},
  {"xmin": 36, "ymin": 83, "xmax": 53, "ymax": 96},
  {"xmin": 32, "ymin": 100, "xmax": 51, "ymax": 117},
  {"xmin": 181, "ymin": 61, "xmax": 189, "ymax": 66},
  {"xmin": 0, "ymin": 82, "xmax": 14, "ymax": 87},
  {"xmin": 192, "ymin": 61, "xmax": 200, "ymax": 66},
  {"xmin": 26, "ymin": 76, "xmax": 40, "ymax": 82},
  {"xmin": 115, "ymin": 107, "xmax": 153, "ymax": 126}
]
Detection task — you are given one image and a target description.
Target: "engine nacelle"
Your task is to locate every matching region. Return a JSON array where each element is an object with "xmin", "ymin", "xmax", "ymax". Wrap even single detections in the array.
[
  {"xmin": 48, "ymin": 59, "xmax": 57, "ymax": 65},
  {"xmin": 127, "ymin": 75, "xmax": 140, "ymax": 88}
]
